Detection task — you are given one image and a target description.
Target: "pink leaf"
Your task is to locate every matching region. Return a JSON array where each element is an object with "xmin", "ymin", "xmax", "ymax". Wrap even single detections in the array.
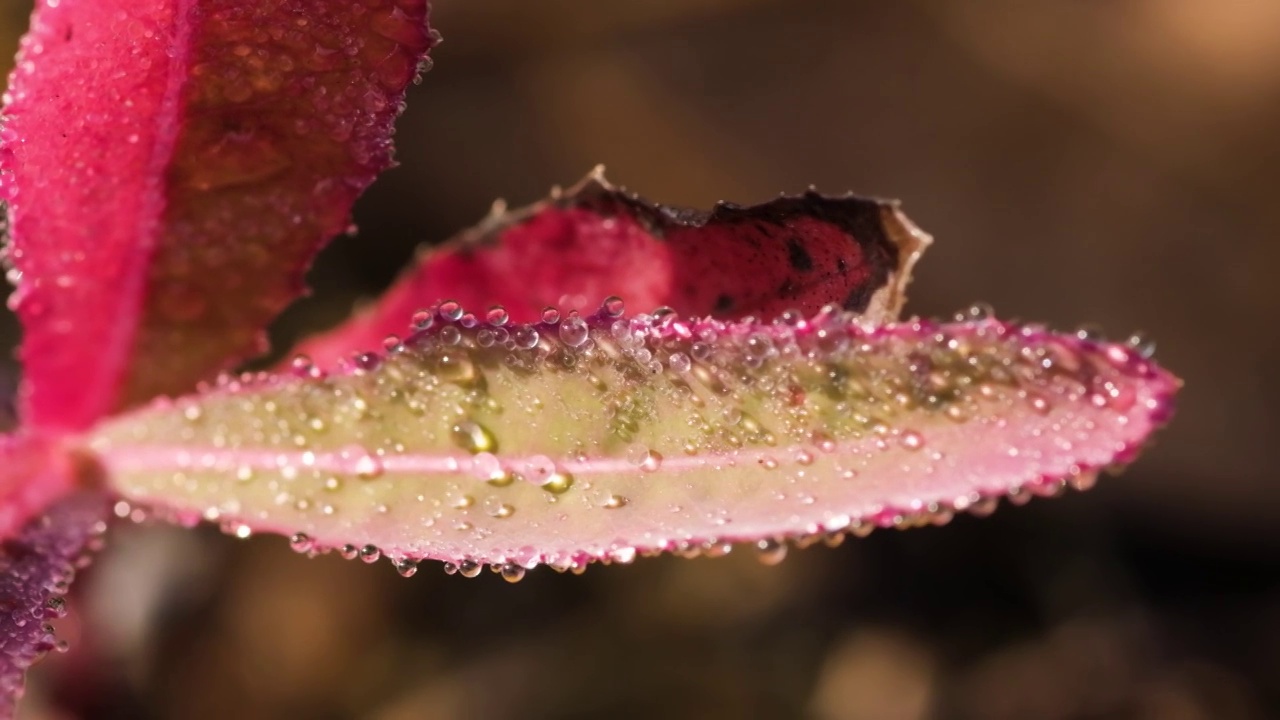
[
  {"xmin": 87, "ymin": 306, "xmax": 1178, "ymax": 575},
  {"xmin": 0, "ymin": 433, "xmax": 98, "ymax": 542},
  {"xmin": 291, "ymin": 169, "xmax": 930, "ymax": 370},
  {"xmin": 0, "ymin": 492, "xmax": 109, "ymax": 715},
  {"xmin": 1, "ymin": 0, "xmax": 437, "ymax": 430}
]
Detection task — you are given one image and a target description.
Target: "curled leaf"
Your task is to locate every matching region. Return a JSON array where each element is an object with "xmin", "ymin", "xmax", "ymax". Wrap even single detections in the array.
[
  {"xmin": 293, "ymin": 169, "xmax": 930, "ymax": 369},
  {"xmin": 1, "ymin": 0, "xmax": 437, "ymax": 430},
  {"xmin": 0, "ymin": 492, "xmax": 109, "ymax": 715},
  {"xmin": 88, "ymin": 306, "xmax": 1177, "ymax": 572}
]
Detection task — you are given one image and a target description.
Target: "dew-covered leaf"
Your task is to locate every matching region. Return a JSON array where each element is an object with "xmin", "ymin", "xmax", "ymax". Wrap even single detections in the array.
[
  {"xmin": 0, "ymin": 433, "xmax": 100, "ymax": 542},
  {"xmin": 0, "ymin": 0, "xmax": 437, "ymax": 430},
  {"xmin": 0, "ymin": 491, "xmax": 109, "ymax": 715},
  {"xmin": 88, "ymin": 306, "xmax": 1178, "ymax": 574},
  {"xmin": 292, "ymin": 169, "xmax": 930, "ymax": 370}
]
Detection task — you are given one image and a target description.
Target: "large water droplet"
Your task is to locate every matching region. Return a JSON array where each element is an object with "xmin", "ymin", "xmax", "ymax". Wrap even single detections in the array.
[
  {"xmin": 558, "ymin": 314, "xmax": 589, "ymax": 347},
  {"xmin": 452, "ymin": 420, "xmax": 497, "ymax": 454}
]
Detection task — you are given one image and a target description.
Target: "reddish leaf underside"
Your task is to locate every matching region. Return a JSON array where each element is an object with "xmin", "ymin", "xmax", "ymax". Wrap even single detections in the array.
[
  {"xmin": 0, "ymin": 433, "xmax": 96, "ymax": 542},
  {"xmin": 0, "ymin": 492, "xmax": 108, "ymax": 715},
  {"xmin": 1, "ymin": 0, "xmax": 436, "ymax": 430},
  {"xmin": 89, "ymin": 307, "xmax": 1178, "ymax": 573},
  {"xmin": 292, "ymin": 170, "xmax": 930, "ymax": 370}
]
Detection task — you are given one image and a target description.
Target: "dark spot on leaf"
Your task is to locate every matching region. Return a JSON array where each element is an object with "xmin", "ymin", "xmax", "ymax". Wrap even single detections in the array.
[
  {"xmin": 843, "ymin": 284, "xmax": 874, "ymax": 311},
  {"xmin": 786, "ymin": 238, "xmax": 814, "ymax": 272}
]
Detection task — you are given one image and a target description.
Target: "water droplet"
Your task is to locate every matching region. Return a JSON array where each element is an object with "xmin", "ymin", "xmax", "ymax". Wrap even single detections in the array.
[
  {"xmin": 458, "ymin": 559, "xmax": 482, "ymax": 578},
  {"xmin": 602, "ymin": 296, "xmax": 625, "ymax": 317},
  {"xmin": 900, "ymin": 430, "xmax": 925, "ymax": 451},
  {"xmin": 541, "ymin": 471, "xmax": 574, "ymax": 494},
  {"xmin": 395, "ymin": 559, "xmax": 419, "ymax": 578},
  {"xmin": 957, "ymin": 302, "xmax": 993, "ymax": 321},
  {"xmin": 602, "ymin": 494, "xmax": 628, "ymax": 509},
  {"xmin": 359, "ymin": 545, "xmax": 381, "ymax": 563},
  {"xmin": 452, "ymin": 420, "xmax": 497, "ymax": 454},
  {"xmin": 541, "ymin": 306, "xmax": 561, "ymax": 324},
  {"xmin": 289, "ymin": 532, "xmax": 312, "ymax": 553},
  {"xmin": 483, "ymin": 496, "xmax": 515, "ymax": 519},
  {"xmin": 500, "ymin": 563, "xmax": 526, "ymax": 583},
  {"xmin": 439, "ymin": 325, "xmax": 462, "ymax": 345},
  {"xmin": 668, "ymin": 352, "xmax": 691, "ymax": 373},
  {"xmin": 755, "ymin": 538, "xmax": 788, "ymax": 565},
  {"xmin": 438, "ymin": 300, "xmax": 463, "ymax": 321},
  {"xmin": 1125, "ymin": 332, "xmax": 1156, "ymax": 359},
  {"xmin": 512, "ymin": 325, "xmax": 540, "ymax": 349},
  {"xmin": 411, "ymin": 309, "xmax": 434, "ymax": 330},
  {"xmin": 639, "ymin": 450, "xmax": 663, "ymax": 473},
  {"xmin": 486, "ymin": 305, "xmax": 509, "ymax": 326},
  {"xmin": 558, "ymin": 314, "xmax": 589, "ymax": 347},
  {"xmin": 353, "ymin": 453, "xmax": 383, "ymax": 479}
]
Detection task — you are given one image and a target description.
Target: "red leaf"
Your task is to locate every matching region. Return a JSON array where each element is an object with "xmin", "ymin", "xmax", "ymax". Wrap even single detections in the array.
[
  {"xmin": 0, "ymin": 433, "xmax": 98, "ymax": 542},
  {"xmin": 292, "ymin": 169, "xmax": 930, "ymax": 370},
  {"xmin": 1, "ymin": 0, "xmax": 437, "ymax": 430}
]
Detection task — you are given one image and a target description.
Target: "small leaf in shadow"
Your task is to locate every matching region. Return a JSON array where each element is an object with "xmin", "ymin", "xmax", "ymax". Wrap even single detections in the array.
[{"xmin": 293, "ymin": 169, "xmax": 930, "ymax": 370}]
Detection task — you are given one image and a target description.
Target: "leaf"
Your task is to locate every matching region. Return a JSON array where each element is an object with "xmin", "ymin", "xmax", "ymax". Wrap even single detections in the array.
[
  {"xmin": 0, "ymin": 0, "xmax": 437, "ymax": 430},
  {"xmin": 291, "ymin": 169, "xmax": 931, "ymax": 370},
  {"xmin": 0, "ymin": 433, "xmax": 98, "ymax": 542},
  {"xmin": 86, "ymin": 306, "xmax": 1178, "ymax": 574},
  {"xmin": 0, "ymin": 491, "xmax": 109, "ymax": 715}
]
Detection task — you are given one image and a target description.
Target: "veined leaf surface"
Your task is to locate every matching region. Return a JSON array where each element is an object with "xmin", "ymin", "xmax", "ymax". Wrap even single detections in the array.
[
  {"xmin": 1, "ymin": 0, "xmax": 436, "ymax": 429},
  {"xmin": 88, "ymin": 306, "xmax": 1178, "ymax": 573}
]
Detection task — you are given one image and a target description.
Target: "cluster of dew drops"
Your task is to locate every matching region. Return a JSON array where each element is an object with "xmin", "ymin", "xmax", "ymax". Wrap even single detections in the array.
[{"xmin": 108, "ymin": 294, "xmax": 1165, "ymax": 584}]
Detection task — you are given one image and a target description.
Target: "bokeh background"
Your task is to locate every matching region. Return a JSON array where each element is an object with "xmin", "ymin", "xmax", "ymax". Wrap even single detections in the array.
[{"xmin": 4, "ymin": 0, "xmax": 1280, "ymax": 718}]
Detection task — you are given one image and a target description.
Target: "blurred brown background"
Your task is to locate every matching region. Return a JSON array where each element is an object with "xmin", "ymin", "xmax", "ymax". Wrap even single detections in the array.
[{"xmin": 4, "ymin": 1, "xmax": 1280, "ymax": 718}]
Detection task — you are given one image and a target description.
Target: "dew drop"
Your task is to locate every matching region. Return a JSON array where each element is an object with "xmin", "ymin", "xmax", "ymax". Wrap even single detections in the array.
[
  {"xmin": 486, "ymin": 305, "xmax": 509, "ymax": 326},
  {"xmin": 900, "ymin": 430, "xmax": 925, "ymax": 451},
  {"xmin": 541, "ymin": 471, "xmax": 574, "ymax": 494},
  {"xmin": 558, "ymin": 314, "xmax": 589, "ymax": 347},
  {"xmin": 395, "ymin": 559, "xmax": 419, "ymax": 578},
  {"xmin": 1126, "ymin": 332, "xmax": 1156, "ymax": 359},
  {"xmin": 513, "ymin": 326, "xmax": 540, "ymax": 349},
  {"xmin": 339, "ymin": 544, "xmax": 359, "ymax": 560},
  {"xmin": 500, "ymin": 563, "xmax": 526, "ymax": 583},
  {"xmin": 458, "ymin": 559, "xmax": 482, "ymax": 578},
  {"xmin": 754, "ymin": 538, "xmax": 788, "ymax": 566},
  {"xmin": 438, "ymin": 300, "xmax": 463, "ymax": 321},
  {"xmin": 483, "ymin": 496, "xmax": 515, "ymax": 519},
  {"xmin": 958, "ymin": 302, "xmax": 994, "ymax": 321},
  {"xmin": 602, "ymin": 296, "xmax": 625, "ymax": 317},
  {"xmin": 359, "ymin": 545, "xmax": 381, "ymax": 564},
  {"xmin": 411, "ymin": 309, "xmax": 434, "ymax": 330},
  {"xmin": 438, "ymin": 325, "xmax": 462, "ymax": 346},
  {"xmin": 541, "ymin": 306, "xmax": 561, "ymax": 324},
  {"xmin": 288, "ymin": 532, "xmax": 312, "ymax": 553},
  {"xmin": 452, "ymin": 420, "xmax": 497, "ymax": 454},
  {"xmin": 353, "ymin": 453, "xmax": 383, "ymax": 480}
]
